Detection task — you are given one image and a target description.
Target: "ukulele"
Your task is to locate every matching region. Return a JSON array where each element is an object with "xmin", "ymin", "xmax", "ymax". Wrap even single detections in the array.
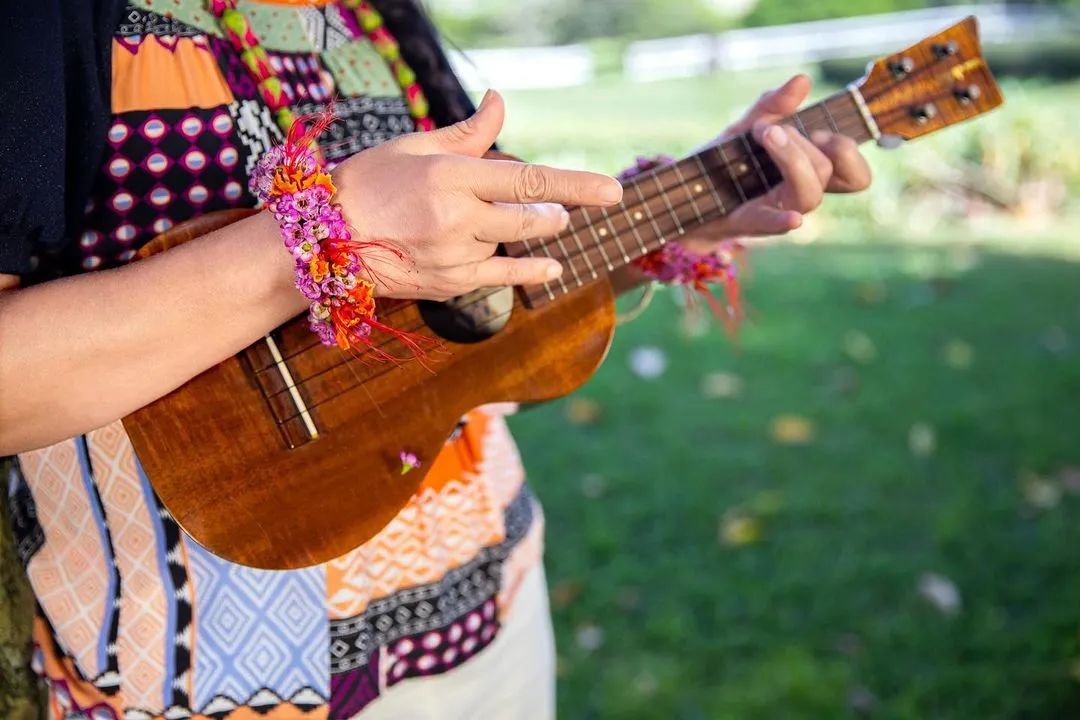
[{"xmin": 124, "ymin": 17, "xmax": 1004, "ymax": 569}]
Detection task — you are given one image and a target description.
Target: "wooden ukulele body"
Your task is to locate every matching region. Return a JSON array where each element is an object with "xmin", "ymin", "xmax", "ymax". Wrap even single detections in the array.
[{"xmin": 124, "ymin": 211, "xmax": 616, "ymax": 569}]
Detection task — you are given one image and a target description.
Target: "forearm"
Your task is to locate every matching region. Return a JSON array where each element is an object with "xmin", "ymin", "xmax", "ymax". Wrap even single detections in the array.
[{"xmin": 0, "ymin": 210, "xmax": 306, "ymax": 454}]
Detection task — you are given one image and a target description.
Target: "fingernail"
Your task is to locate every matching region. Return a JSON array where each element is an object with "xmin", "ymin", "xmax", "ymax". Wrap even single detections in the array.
[
  {"xmin": 767, "ymin": 125, "xmax": 788, "ymax": 147},
  {"xmin": 546, "ymin": 263, "xmax": 564, "ymax": 279},
  {"xmin": 599, "ymin": 180, "xmax": 623, "ymax": 204},
  {"xmin": 477, "ymin": 89, "xmax": 494, "ymax": 112},
  {"xmin": 811, "ymin": 130, "xmax": 831, "ymax": 145},
  {"xmin": 559, "ymin": 209, "xmax": 571, "ymax": 229}
]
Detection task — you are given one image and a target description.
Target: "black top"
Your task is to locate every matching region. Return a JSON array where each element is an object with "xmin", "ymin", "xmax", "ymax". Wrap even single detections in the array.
[{"xmin": 0, "ymin": 0, "xmax": 473, "ymax": 281}]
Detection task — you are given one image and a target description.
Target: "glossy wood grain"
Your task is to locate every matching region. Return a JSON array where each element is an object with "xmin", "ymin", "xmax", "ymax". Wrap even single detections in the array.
[{"xmin": 124, "ymin": 251, "xmax": 616, "ymax": 569}]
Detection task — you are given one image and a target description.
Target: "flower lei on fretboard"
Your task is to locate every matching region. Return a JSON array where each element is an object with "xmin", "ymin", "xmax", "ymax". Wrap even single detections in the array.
[{"xmin": 621, "ymin": 156, "xmax": 744, "ymax": 332}]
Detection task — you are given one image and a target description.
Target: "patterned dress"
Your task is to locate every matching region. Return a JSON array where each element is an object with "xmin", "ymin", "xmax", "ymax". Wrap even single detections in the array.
[{"xmin": 4, "ymin": 1, "xmax": 548, "ymax": 717}]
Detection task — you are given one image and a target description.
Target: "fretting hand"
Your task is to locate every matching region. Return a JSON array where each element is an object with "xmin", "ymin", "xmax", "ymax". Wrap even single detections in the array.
[
  {"xmin": 331, "ymin": 90, "xmax": 623, "ymax": 300},
  {"xmin": 678, "ymin": 74, "xmax": 872, "ymax": 253}
]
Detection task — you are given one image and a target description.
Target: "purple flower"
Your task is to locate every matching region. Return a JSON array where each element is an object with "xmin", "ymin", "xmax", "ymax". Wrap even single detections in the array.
[
  {"xmin": 311, "ymin": 319, "xmax": 337, "ymax": 346},
  {"xmin": 309, "ymin": 221, "xmax": 330, "ymax": 241},
  {"xmin": 399, "ymin": 450, "xmax": 421, "ymax": 475},
  {"xmin": 296, "ymin": 274, "xmax": 322, "ymax": 300},
  {"xmin": 292, "ymin": 240, "xmax": 320, "ymax": 263},
  {"xmin": 280, "ymin": 222, "xmax": 305, "ymax": 249},
  {"xmin": 321, "ymin": 276, "xmax": 346, "ymax": 297}
]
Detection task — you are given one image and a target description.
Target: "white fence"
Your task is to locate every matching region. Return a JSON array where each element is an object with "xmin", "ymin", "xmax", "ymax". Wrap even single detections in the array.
[{"xmin": 447, "ymin": 4, "xmax": 1077, "ymax": 90}]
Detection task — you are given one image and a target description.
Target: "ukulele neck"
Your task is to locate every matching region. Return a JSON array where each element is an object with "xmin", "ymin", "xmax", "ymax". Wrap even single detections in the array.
[{"xmin": 512, "ymin": 89, "xmax": 876, "ymax": 308}]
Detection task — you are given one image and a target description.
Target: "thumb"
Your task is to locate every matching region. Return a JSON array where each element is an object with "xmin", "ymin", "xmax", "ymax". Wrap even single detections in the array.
[
  {"xmin": 727, "ymin": 75, "xmax": 813, "ymax": 135},
  {"xmin": 410, "ymin": 89, "xmax": 505, "ymax": 157}
]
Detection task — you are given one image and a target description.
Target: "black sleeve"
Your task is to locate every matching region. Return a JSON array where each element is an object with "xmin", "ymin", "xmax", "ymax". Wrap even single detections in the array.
[
  {"xmin": 372, "ymin": 0, "xmax": 476, "ymax": 128},
  {"xmin": 0, "ymin": 0, "xmax": 122, "ymax": 278}
]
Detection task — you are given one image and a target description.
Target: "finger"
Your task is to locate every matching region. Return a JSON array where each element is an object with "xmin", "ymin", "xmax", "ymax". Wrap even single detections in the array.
[
  {"xmin": 789, "ymin": 129, "xmax": 834, "ymax": 187},
  {"xmin": 402, "ymin": 89, "xmax": 505, "ymax": 158},
  {"xmin": 475, "ymin": 202, "xmax": 570, "ymax": 244},
  {"xmin": 467, "ymin": 159, "xmax": 623, "ymax": 207},
  {"xmin": 810, "ymin": 131, "xmax": 872, "ymax": 193},
  {"xmin": 469, "ymin": 255, "xmax": 564, "ymax": 288},
  {"xmin": 726, "ymin": 75, "xmax": 813, "ymax": 134},
  {"xmin": 726, "ymin": 204, "xmax": 803, "ymax": 236},
  {"xmin": 754, "ymin": 124, "xmax": 825, "ymax": 213}
]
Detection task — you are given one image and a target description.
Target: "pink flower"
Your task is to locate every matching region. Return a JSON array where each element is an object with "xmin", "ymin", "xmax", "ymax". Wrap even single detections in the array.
[{"xmin": 399, "ymin": 450, "xmax": 421, "ymax": 475}]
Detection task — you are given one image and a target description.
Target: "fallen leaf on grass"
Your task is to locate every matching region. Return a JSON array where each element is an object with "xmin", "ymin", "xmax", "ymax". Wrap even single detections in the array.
[
  {"xmin": 1059, "ymin": 466, "xmax": 1080, "ymax": 495},
  {"xmin": 565, "ymin": 397, "xmax": 602, "ymax": 425},
  {"xmin": 843, "ymin": 331, "xmax": 878, "ymax": 364},
  {"xmin": 750, "ymin": 490, "xmax": 785, "ymax": 517},
  {"xmin": 942, "ymin": 339, "xmax": 974, "ymax": 370},
  {"xmin": 575, "ymin": 624, "xmax": 605, "ymax": 652},
  {"xmin": 629, "ymin": 345, "xmax": 668, "ymax": 379},
  {"xmin": 633, "ymin": 669, "xmax": 659, "ymax": 697},
  {"xmin": 770, "ymin": 415, "xmax": 816, "ymax": 445},
  {"xmin": 853, "ymin": 281, "xmax": 887, "ymax": 306},
  {"xmin": 701, "ymin": 371, "xmax": 744, "ymax": 399},
  {"xmin": 580, "ymin": 473, "xmax": 608, "ymax": 499},
  {"xmin": 1021, "ymin": 471, "xmax": 1062, "ymax": 512},
  {"xmin": 550, "ymin": 579, "xmax": 583, "ymax": 610},
  {"xmin": 848, "ymin": 687, "xmax": 879, "ymax": 717},
  {"xmin": 918, "ymin": 572, "xmax": 962, "ymax": 617},
  {"xmin": 908, "ymin": 423, "xmax": 937, "ymax": 458},
  {"xmin": 720, "ymin": 509, "xmax": 762, "ymax": 547}
]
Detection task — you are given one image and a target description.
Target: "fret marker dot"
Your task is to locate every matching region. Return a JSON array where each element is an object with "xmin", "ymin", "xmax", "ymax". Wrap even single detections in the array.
[
  {"xmin": 598, "ymin": 228, "xmax": 608, "ymax": 237},
  {"xmin": 694, "ymin": 184, "xmax": 703, "ymax": 193},
  {"xmin": 633, "ymin": 211, "xmax": 643, "ymax": 221},
  {"xmin": 735, "ymin": 162, "xmax": 749, "ymax": 175}
]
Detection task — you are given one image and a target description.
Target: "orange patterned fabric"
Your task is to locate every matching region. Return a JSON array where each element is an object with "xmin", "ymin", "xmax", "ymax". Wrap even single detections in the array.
[{"xmin": 112, "ymin": 36, "xmax": 236, "ymax": 113}]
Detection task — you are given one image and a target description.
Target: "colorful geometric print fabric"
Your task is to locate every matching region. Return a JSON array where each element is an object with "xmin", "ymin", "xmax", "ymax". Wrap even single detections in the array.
[
  {"xmin": 12, "ymin": 411, "xmax": 540, "ymax": 719},
  {"xmin": 8, "ymin": 1, "xmax": 543, "ymax": 718}
]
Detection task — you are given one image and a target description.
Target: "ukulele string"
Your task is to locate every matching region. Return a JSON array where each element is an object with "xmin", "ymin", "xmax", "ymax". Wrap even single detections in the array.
[
  {"xmin": 265, "ymin": 111, "xmax": 873, "ymax": 419},
  {"xmin": 265, "ymin": 109, "xmax": 872, "ymax": 417},
  {"xmin": 261, "ymin": 109, "xmax": 869, "ymax": 371}
]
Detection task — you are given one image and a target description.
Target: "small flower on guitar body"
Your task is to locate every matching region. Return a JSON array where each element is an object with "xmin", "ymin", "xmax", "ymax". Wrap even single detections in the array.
[{"xmin": 399, "ymin": 451, "xmax": 421, "ymax": 475}]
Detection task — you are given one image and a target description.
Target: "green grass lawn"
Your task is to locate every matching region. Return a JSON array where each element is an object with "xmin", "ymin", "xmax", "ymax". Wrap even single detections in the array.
[
  {"xmin": 497, "ymin": 72, "xmax": 1080, "ymax": 718},
  {"xmin": 509, "ymin": 242, "xmax": 1080, "ymax": 719}
]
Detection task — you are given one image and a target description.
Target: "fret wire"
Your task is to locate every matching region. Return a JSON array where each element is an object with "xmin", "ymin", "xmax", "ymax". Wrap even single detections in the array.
[
  {"xmin": 518, "ymin": 237, "xmax": 556, "ymax": 301},
  {"xmin": 534, "ymin": 232, "xmax": 567, "ymax": 296},
  {"xmin": 617, "ymin": 195, "xmax": 650, "ymax": 255},
  {"xmin": 650, "ymin": 174, "xmax": 683, "ymax": 238},
  {"xmin": 739, "ymin": 134, "xmax": 772, "ymax": 193},
  {"xmin": 631, "ymin": 182, "xmax": 666, "ymax": 246},
  {"xmin": 579, "ymin": 207, "xmax": 616, "ymax": 271},
  {"xmin": 567, "ymin": 226, "xmax": 597, "ymax": 279},
  {"xmin": 821, "ymin": 99, "xmax": 841, "ymax": 134},
  {"xmin": 715, "ymin": 143, "xmax": 748, "ymax": 203},
  {"xmin": 552, "ymin": 233, "xmax": 583, "ymax": 287},
  {"xmin": 598, "ymin": 205, "xmax": 632, "ymax": 262},
  {"xmin": 693, "ymin": 154, "xmax": 728, "ymax": 216},
  {"xmin": 792, "ymin": 110, "xmax": 809, "ymax": 138},
  {"xmin": 672, "ymin": 161, "xmax": 706, "ymax": 225}
]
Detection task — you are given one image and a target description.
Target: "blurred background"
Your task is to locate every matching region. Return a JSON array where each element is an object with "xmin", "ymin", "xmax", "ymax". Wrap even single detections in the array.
[{"xmin": 423, "ymin": 0, "xmax": 1080, "ymax": 717}]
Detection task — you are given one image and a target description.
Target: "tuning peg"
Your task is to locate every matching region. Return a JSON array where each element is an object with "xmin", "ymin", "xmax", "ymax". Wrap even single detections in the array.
[
  {"xmin": 888, "ymin": 56, "xmax": 915, "ymax": 78},
  {"xmin": 910, "ymin": 103, "xmax": 938, "ymax": 124},
  {"xmin": 932, "ymin": 40, "xmax": 959, "ymax": 58},
  {"xmin": 954, "ymin": 84, "xmax": 982, "ymax": 105}
]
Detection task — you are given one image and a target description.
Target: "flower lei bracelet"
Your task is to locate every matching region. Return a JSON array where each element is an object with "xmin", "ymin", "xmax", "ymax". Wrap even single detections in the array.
[
  {"xmin": 250, "ymin": 115, "xmax": 427, "ymax": 358},
  {"xmin": 621, "ymin": 155, "xmax": 745, "ymax": 330}
]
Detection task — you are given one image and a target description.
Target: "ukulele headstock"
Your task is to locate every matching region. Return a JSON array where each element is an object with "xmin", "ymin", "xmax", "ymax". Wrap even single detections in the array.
[{"xmin": 853, "ymin": 16, "xmax": 1004, "ymax": 146}]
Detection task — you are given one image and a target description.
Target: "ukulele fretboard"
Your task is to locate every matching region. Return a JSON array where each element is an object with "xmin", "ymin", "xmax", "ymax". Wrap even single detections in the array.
[{"xmin": 509, "ymin": 88, "xmax": 877, "ymax": 307}]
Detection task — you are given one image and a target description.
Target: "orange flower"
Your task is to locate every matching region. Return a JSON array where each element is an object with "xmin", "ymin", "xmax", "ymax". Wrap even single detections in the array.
[{"xmin": 309, "ymin": 257, "xmax": 330, "ymax": 282}]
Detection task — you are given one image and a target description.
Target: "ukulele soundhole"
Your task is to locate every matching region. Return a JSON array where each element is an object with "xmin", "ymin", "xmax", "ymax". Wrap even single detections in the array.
[{"xmin": 417, "ymin": 287, "xmax": 514, "ymax": 344}]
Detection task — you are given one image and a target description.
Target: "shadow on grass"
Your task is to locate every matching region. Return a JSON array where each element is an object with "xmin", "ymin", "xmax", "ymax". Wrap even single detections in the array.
[{"xmin": 508, "ymin": 243, "xmax": 1080, "ymax": 720}]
